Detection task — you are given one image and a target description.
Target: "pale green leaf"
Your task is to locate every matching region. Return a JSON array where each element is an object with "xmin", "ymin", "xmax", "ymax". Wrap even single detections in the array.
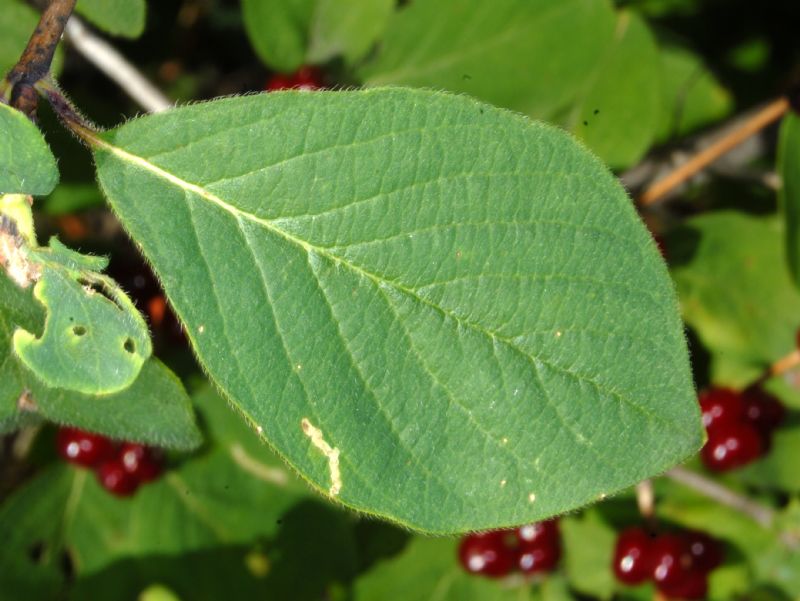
[
  {"xmin": 91, "ymin": 88, "xmax": 700, "ymax": 533},
  {"xmin": 0, "ymin": 103, "xmax": 59, "ymax": 195},
  {"xmin": 14, "ymin": 239, "xmax": 152, "ymax": 395},
  {"xmin": 0, "ymin": 0, "xmax": 64, "ymax": 79},
  {"xmin": 561, "ymin": 510, "xmax": 616, "ymax": 600},
  {"xmin": 656, "ymin": 44, "xmax": 732, "ymax": 142},
  {"xmin": 669, "ymin": 213, "xmax": 800, "ymax": 382},
  {"xmin": 75, "ymin": 0, "xmax": 147, "ymax": 38},
  {"xmin": 565, "ymin": 11, "xmax": 661, "ymax": 168},
  {"xmin": 242, "ymin": 0, "xmax": 393, "ymax": 71},
  {"xmin": 778, "ymin": 113, "xmax": 800, "ymax": 289},
  {"xmin": 736, "ymin": 426, "xmax": 800, "ymax": 492},
  {"xmin": 358, "ymin": 0, "xmax": 617, "ymax": 121},
  {"xmin": 354, "ymin": 536, "xmax": 534, "ymax": 601},
  {"xmin": 0, "ymin": 271, "xmax": 199, "ymax": 449}
]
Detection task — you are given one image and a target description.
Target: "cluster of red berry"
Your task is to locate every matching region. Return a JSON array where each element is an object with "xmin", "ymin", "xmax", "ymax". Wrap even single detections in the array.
[
  {"xmin": 458, "ymin": 519, "xmax": 561, "ymax": 579},
  {"xmin": 699, "ymin": 386, "xmax": 785, "ymax": 472},
  {"xmin": 56, "ymin": 427, "xmax": 163, "ymax": 497},
  {"xmin": 612, "ymin": 527, "xmax": 722, "ymax": 599},
  {"xmin": 265, "ymin": 66, "xmax": 324, "ymax": 92}
]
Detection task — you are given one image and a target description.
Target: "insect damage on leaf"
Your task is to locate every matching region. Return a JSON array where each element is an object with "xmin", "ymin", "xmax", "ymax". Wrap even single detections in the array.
[
  {"xmin": 301, "ymin": 418, "xmax": 342, "ymax": 496},
  {"xmin": 0, "ymin": 216, "xmax": 40, "ymax": 288}
]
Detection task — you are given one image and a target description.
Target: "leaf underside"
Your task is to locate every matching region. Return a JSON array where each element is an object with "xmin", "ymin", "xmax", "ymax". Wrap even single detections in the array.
[{"xmin": 92, "ymin": 88, "xmax": 700, "ymax": 533}]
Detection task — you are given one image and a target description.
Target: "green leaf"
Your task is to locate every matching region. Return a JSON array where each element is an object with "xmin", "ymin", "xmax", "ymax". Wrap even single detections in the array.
[
  {"xmin": 778, "ymin": 113, "xmax": 800, "ymax": 289},
  {"xmin": 358, "ymin": 0, "xmax": 617, "ymax": 121},
  {"xmin": 0, "ymin": 103, "xmax": 59, "ymax": 195},
  {"xmin": 91, "ymin": 88, "xmax": 700, "ymax": 533},
  {"xmin": 353, "ymin": 536, "xmax": 534, "ymax": 601},
  {"xmin": 736, "ymin": 426, "xmax": 800, "ymax": 492},
  {"xmin": 561, "ymin": 510, "xmax": 616, "ymax": 600},
  {"xmin": 75, "ymin": 0, "xmax": 147, "ymax": 38},
  {"xmin": 242, "ymin": 0, "xmax": 393, "ymax": 71},
  {"xmin": 13, "ymin": 238, "xmax": 152, "ymax": 395},
  {"xmin": 38, "ymin": 182, "xmax": 105, "ymax": 215},
  {"xmin": 656, "ymin": 44, "xmax": 732, "ymax": 142},
  {"xmin": 669, "ymin": 213, "xmax": 800, "ymax": 383},
  {"xmin": 565, "ymin": 11, "xmax": 661, "ymax": 168},
  {"xmin": 0, "ymin": 0, "xmax": 64, "ymax": 79},
  {"xmin": 0, "ymin": 271, "xmax": 199, "ymax": 449}
]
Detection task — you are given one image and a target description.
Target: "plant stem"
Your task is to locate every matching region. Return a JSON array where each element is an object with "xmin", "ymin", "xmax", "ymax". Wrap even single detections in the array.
[
  {"xmin": 35, "ymin": 77, "xmax": 96, "ymax": 134},
  {"xmin": 665, "ymin": 466, "xmax": 775, "ymax": 528},
  {"xmin": 637, "ymin": 97, "xmax": 790, "ymax": 206},
  {"xmin": 5, "ymin": 0, "xmax": 77, "ymax": 118}
]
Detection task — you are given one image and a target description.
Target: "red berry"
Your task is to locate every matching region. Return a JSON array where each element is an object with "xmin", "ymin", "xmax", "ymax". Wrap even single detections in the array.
[
  {"xmin": 698, "ymin": 388, "xmax": 744, "ymax": 433},
  {"xmin": 612, "ymin": 527, "xmax": 654, "ymax": 585},
  {"xmin": 742, "ymin": 387, "xmax": 785, "ymax": 436},
  {"xmin": 96, "ymin": 460, "xmax": 139, "ymax": 497},
  {"xmin": 458, "ymin": 531, "xmax": 515, "ymax": 578},
  {"xmin": 517, "ymin": 541, "xmax": 561, "ymax": 574},
  {"xmin": 265, "ymin": 66, "xmax": 323, "ymax": 91},
  {"xmin": 119, "ymin": 443, "xmax": 163, "ymax": 482},
  {"xmin": 701, "ymin": 422, "xmax": 763, "ymax": 471},
  {"xmin": 658, "ymin": 568, "xmax": 708, "ymax": 600},
  {"xmin": 56, "ymin": 427, "xmax": 115, "ymax": 468},
  {"xmin": 650, "ymin": 534, "xmax": 694, "ymax": 589},
  {"xmin": 684, "ymin": 530, "xmax": 723, "ymax": 572},
  {"xmin": 516, "ymin": 519, "xmax": 559, "ymax": 546}
]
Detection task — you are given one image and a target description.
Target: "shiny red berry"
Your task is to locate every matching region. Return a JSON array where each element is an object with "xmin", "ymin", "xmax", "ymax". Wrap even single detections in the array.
[
  {"xmin": 56, "ymin": 427, "xmax": 115, "ymax": 468},
  {"xmin": 650, "ymin": 534, "xmax": 694, "ymax": 590},
  {"xmin": 516, "ymin": 519, "xmax": 559, "ymax": 547},
  {"xmin": 612, "ymin": 527, "xmax": 654, "ymax": 585},
  {"xmin": 265, "ymin": 66, "xmax": 323, "ymax": 91},
  {"xmin": 701, "ymin": 422, "xmax": 763, "ymax": 471},
  {"xmin": 742, "ymin": 387, "xmax": 786, "ymax": 436},
  {"xmin": 97, "ymin": 460, "xmax": 139, "ymax": 497},
  {"xmin": 684, "ymin": 530, "xmax": 723, "ymax": 572},
  {"xmin": 119, "ymin": 443, "xmax": 163, "ymax": 482},
  {"xmin": 658, "ymin": 567, "xmax": 708, "ymax": 600},
  {"xmin": 698, "ymin": 388, "xmax": 744, "ymax": 433},
  {"xmin": 517, "ymin": 540, "xmax": 561, "ymax": 574},
  {"xmin": 458, "ymin": 531, "xmax": 515, "ymax": 578}
]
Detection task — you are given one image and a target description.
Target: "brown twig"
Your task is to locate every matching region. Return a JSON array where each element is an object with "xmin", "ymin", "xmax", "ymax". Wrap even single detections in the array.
[
  {"xmin": 4, "ymin": 0, "xmax": 77, "ymax": 118},
  {"xmin": 637, "ymin": 97, "xmax": 790, "ymax": 206},
  {"xmin": 665, "ymin": 466, "xmax": 775, "ymax": 528}
]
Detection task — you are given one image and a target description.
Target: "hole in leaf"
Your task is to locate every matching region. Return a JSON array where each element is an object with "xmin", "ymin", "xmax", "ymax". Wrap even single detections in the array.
[
  {"xmin": 123, "ymin": 338, "xmax": 135, "ymax": 354},
  {"xmin": 27, "ymin": 541, "xmax": 46, "ymax": 564},
  {"xmin": 76, "ymin": 277, "xmax": 126, "ymax": 312},
  {"xmin": 72, "ymin": 326, "xmax": 87, "ymax": 336}
]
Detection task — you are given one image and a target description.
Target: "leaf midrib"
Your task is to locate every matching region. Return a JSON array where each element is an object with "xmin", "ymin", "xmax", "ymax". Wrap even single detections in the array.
[{"xmin": 92, "ymin": 133, "xmax": 685, "ymax": 438}]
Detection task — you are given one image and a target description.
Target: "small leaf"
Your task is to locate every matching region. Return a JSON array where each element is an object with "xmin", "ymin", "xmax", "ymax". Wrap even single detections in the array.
[
  {"xmin": 0, "ymin": 270, "xmax": 199, "ymax": 449},
  {"xmin": 656, "ymin": 43, "xmax": 732, "ymax": 142},
  {"xmin": 567, "ymin": 11, "xmax": 661, "ymax": 168},
  {"xmin": 75, "ymin": 0, "xmax": 147, "ymax": 38},
  {"xmin": 358, "ymin": 0, "xmax": 618, "ymax": 120},
  {"xmin": 91, "ymin": 89, "xmax": 700, "ymax": 533},
  {"xmin": 0, "ymin": 103, "xmax": 59, "ymax": 195},
  {"xmin": 669, "ymin": 213, "xmax": 800, "ymax": 383},
  {"xmin": 242, "ymin": 0, "xmax": 393, "ymax": 71},
  {"xmin": 13, "ymin": 240, "xmax": 151, "ymax": 395},
  {"xmin": 778, "ymin": 113, "xmax": 800, "ymax": 289},
  {"xmin": 353, "ymin": 536, "xmax": 533, "ymax": 601}
]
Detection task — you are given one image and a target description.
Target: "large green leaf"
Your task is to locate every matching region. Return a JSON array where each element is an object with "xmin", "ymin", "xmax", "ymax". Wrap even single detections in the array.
[
  {"xmin": 778, "ymin": 113, "xmax": 800, "ymax": 289},
  {"xmin": 0, "ymin": 271, "xmax": 199, "ymax": 449},
  {"xmin": 669, "ymin": 213, "xmax": 800, "ymax": 385},
  {"xmin": 564, "ymin": 11, "xmax": 661, "ymax": 168},
  {"xmin": 242, "ymin": 0, "xmax": 393, "ymax": 71},
  {"xmin": 358, "ymin": 0, "xmax": 616, "ymax": 121},
  {"xmin": 0, "ymin": 103, "xmax": 59, "ymax": 195},
  {"xmin": 75, "ymin": 0, "xmax": 147, "ymax": 38},
  {"xmin": 91, "ymin": 88, "xmax": 700, "ymax": 533}
]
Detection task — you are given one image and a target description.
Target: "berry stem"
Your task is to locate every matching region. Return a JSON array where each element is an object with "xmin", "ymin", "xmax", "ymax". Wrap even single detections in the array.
[
  {"xmin": 769, "ymin": 349, "xmax": 800, "ymax": 379},
  {"xmin": 637, "ymin": 96, "xmax": 789, "ymax": 206},
  {"xmin": 635, "ymin": 479, "xmax": 655, "ymax": 519},
  {"xmin": 665, "ymin": 466, "xmax": 774, "ymax": 528}
]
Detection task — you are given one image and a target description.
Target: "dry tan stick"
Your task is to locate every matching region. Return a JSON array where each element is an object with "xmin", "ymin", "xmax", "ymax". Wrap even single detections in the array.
[
  {"xmin": 637, "ymin": 97, "xmax": 790, "ymax": 206},
  {"xmin": 665, "ymin": 466, "xmax": 775, "ymax": 528},
  {"xmin": 64, "ymin": 18, "xmax": 171, "ymax": 113}
]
